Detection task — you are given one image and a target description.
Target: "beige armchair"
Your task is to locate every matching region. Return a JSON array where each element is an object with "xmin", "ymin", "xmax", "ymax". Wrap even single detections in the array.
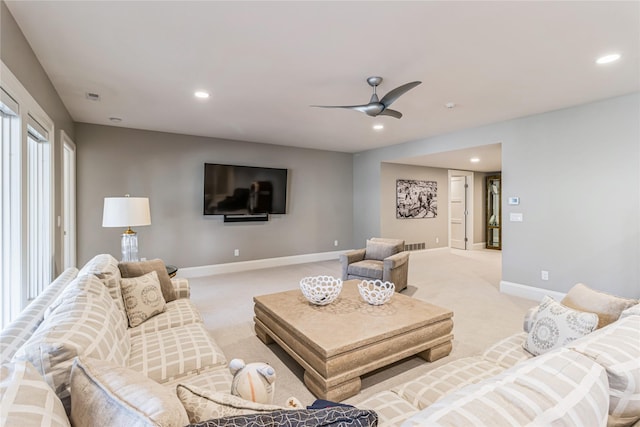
[{"xmin": 340, "ymin": 238, "xmax": 409, "ymax": 292}]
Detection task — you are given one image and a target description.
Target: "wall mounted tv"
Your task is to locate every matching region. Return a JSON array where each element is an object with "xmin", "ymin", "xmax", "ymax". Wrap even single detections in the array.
[{"xmin": 203, "ymin": 163, "xmax": 288, "ymax": 216}]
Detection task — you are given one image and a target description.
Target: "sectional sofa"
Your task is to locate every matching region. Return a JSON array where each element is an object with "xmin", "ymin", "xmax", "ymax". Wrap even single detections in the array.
[
  {"xmin": 354, "ymin": 288, "xmax": 640, "ymax": 426},
  {"xmin": 1, "ymin": 253, "xmax": 639, "ymax": 427},
  {"xmin": 0, "ymin": 254, "xmax": 234, "ymax": 426}
]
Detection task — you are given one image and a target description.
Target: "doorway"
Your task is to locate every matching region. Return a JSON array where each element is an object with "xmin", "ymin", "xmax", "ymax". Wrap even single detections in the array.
[{"xmin": 448, "ymin": 170, "xmax": 474, "ymax": 250}]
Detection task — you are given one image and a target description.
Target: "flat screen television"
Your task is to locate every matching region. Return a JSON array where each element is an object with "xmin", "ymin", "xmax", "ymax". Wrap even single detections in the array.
[{"xmin": 204, "ymin": 163, "xmax": 288, "ymax": 215}]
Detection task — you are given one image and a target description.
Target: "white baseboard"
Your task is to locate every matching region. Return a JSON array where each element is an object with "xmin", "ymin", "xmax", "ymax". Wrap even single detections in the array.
[
  {"xmin": 471, "ymin": 242, "xmax": 486, "ymax": 250},
  {"xmin": 179, "ymin": 250, "xmax": 344, "ymax": 278},
  {"xmin": 500, "ymin": 280, "xmax": 566, "ymax": 302}
]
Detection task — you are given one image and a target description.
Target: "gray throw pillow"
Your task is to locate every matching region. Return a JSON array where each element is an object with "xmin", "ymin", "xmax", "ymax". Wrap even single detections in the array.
[
  {"xmin": 118, "ymin": 259, "xmax": 176, "ymax": 302},
  {"xmin": 364, "ymin": 240, "xmax": 399, "ymax": 261}
]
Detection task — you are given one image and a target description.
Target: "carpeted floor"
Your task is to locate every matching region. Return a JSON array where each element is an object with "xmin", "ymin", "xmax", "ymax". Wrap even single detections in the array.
[{"xmin": 187, "ymin": 248, "xmax": 536, "ymax": 407}]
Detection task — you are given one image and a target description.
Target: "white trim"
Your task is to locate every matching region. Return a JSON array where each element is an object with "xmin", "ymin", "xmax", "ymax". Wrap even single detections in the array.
[
  {"xmin": 448, "ymin": 170, "xmax": 474, "ymax": 250},
  {"xmin": 500, "ymin": 280, "xmax": 566, "ymax": 302},
  {"xmin": 179, "ymin": 250, "xmax": 345, "ymax": 278},
  {"xmin": 471, "ymin": 242, "xmax": 486, "ymax": 250}
]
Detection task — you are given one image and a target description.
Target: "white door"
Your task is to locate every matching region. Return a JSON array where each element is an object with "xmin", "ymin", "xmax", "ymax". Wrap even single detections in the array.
[
  {"xmin": 450, "ymin": 176, "xmax": 467, "ymax": 249},
  {"xmin": 62, "ymin": 132, "xmax": 76, "ymax": 269}
]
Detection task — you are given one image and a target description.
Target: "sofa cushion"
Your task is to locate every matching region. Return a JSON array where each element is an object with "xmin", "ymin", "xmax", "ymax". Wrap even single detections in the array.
[
  {"xmin": 402, "ymin": 348, "xmax": 610, "ymax": 427},
  {"xmin": 78, "ymin": 253, "xmax": 126, "ymax": 316},
  {"xmin": 177, "ymin": 384, "xmax": 285, "ymax": 423},
  {"xmin": 0, "ymin": 361, "xmax": 70, "ymax": 427},
  {"xmin": 13, "ymin": 275, "xmax": 130, "ymax": 412},
  {"xmin": 364, "ymin": 239, "xmax": 399, "ymax": 261},
  {"xmin": 561, "ymin": 283, "xmax": 638, "ymax": 329},
  {"xmin": 347, "ymin": 260, "xmax": 383, "ymax": 280},
  {"xmin": 120, "ymin": 270, "xmax": 167, "ymax": 328},
  {"xmin": 524, "ymin": 296, "xmax": 598, "ymax": 356},
  {"xmin": 482, "ymin": 332, "xmax": 532, "ymax": 369},
  {"xmin": 70, "ymin": 356, "xmax": 189, "ymax": 427},
  {"xmin": 162, "ymin": 365, "xmax": 233, "ymax": 394},
  {"xmin": 356, "ymin": 390, "xmax": 419, "ymax": 426},
  {"xmin": 128, "ymin": 322, "xmax": 227, "ymax": 384},
  {"xmin": 620, "ymin": 303, "xmax": 640, "ymax": 320},
  {"xmin": 569, "ymin": 315, "xmax": 640, "ymax": 426},
  {"xmin": 119, "ymin": 259, "xmax": 176, "ymax": 302},
  {"xmin": 393, "ymin": 357, "xmax": 507, "ymax": 410},
  {"xmin": 128, "ymin": 298, "xmax": 203, "ymax": 338}
]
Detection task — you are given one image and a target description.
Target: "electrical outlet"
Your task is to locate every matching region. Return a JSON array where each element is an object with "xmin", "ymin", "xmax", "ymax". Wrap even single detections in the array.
[
  {"xmin": 234, "ymin": 249, "xmax": 239, "ymax": 257},
  {"xmin": 435, "ymin": 237, "xmax": 439, "ymax": 244},
  {"xmin": 541, "ymin": 270, "xmax": 549, "ymax": 281},
  {"xmin": 334, "ymin": 240, "xmax": 338, "ymax": 247}
]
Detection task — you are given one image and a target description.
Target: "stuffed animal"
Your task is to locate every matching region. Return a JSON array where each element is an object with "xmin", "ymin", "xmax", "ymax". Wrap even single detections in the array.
[{"xmin": 229, "ymin": 358, "xmax": 276, "ymax": 404}]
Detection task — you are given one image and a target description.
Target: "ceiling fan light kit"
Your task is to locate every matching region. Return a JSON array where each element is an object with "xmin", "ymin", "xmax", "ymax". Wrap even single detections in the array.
[{"xmin": 312, "ymin": 76, "xmax": 421, "ymax": 119}]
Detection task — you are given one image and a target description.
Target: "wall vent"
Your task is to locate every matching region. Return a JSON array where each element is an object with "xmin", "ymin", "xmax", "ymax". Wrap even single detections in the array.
[{"xmin": 405, "ymin": 242, "xmax": 426, "ymax": 251}]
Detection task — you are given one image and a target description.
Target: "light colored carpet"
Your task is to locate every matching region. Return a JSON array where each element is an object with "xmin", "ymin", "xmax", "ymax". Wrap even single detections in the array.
[{"xmin": 188, "ymin": 248, "xmax": 536, "ymax": 407}]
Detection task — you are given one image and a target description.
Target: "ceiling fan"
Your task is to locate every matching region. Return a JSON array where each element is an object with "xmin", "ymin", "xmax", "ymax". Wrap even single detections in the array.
[{"xmin": 312, "ymin": 76, "xmax": 421, "ymax": 119}]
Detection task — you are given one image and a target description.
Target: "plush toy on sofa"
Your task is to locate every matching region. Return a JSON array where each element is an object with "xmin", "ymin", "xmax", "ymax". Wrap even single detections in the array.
[{"xmin": 229, "ymin": 358, "xmax": 277, "ymax": 404}]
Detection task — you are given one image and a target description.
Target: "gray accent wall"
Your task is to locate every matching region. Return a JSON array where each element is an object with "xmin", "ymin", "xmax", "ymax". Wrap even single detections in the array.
[
  {"xmin": 1, "ymin": 1, "xmax": 75, "ymax": 275},
  {"xmin": 75, "ymin": 123, "xmax": 354, "ymax": 268},
  {"xmin": 355, "ymin": 93, "xmax": 640, "ymax": 298}
]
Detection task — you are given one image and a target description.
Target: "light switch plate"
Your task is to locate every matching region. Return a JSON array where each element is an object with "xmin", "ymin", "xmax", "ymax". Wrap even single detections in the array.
[
  {"xmin": 510, "ymin": 213, "xmax": 523, "ymax": 222},
  {"xmin": 508, "ymin": 197, "xmax": 520, "ymax": 205}
]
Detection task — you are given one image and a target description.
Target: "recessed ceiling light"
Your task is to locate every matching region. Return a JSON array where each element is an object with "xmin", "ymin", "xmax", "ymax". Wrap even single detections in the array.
[
  {"xmin": 470, "ymin": 158, "xmax": 480, "ymax": 163},
  {"xmin": 194, "ymin": 91, "xmax": 210, "ymax": 99},
  {"xmin": 596, "ymin": 53, "xmax": 621, "ymax": 64},
  {"xmin": 109, "ymin": 117, "xmax": 122, "ymax": 123},
  {"xmin": 373, "ymin": 124, "xmax": 384, "ymax": 131}
]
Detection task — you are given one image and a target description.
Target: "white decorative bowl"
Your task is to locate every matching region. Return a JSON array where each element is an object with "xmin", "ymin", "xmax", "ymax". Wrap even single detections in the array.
[
  {"xmin": 299, "ymin": 276, "xmax": 343, "ymax": 305},
  {"xmin": 358, "ymin": 280, "xmax": 395, "ymax": 305}
]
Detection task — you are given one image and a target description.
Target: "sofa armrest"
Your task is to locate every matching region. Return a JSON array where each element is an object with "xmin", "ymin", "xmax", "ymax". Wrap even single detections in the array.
[
  {"xmin": 341, "ymin": 249, "xmax": 366, "ymax": 264},
  {"xmin": 171, "ymin": 277, "xmax": 190, "ymax": 299},
  {"xmin": 339, "ymin": 249, "xmax": 366, "ymax": 280},
  {"xmin": 383, "ymin": 251, "xmax": 409, "ymax": 270}
]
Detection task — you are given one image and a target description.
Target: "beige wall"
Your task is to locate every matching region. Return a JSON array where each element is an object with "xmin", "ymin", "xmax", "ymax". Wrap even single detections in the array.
[
  {"xmin": 1, "ymin": 1, "xmax": 76, "ymax": 275},
  {"xmin": 380, "ymin": 163, "xmax": 449, "ymax": 249},
  {"xmin": 75, "ymin": 123, "xmax": 354, "ymax": 268}
]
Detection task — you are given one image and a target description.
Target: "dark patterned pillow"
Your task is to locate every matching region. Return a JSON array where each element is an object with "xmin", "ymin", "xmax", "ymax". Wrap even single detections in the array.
[{"xmin": 188, "ymin": 407, "xmax": 378, "ymax": 427}]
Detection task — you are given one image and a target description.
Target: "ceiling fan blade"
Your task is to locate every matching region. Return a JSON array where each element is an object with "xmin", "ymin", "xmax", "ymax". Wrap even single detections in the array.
[
  {"xmin": 380, "ymin": 81, "xmax": 421, "ymax": 108},
  {"xmin": 378, "ymin": 108, "xmax": 403, "ymax": 119},
  {"xmin": 311, "ymin": 104, "xmax": 380, "ymax": 115}
]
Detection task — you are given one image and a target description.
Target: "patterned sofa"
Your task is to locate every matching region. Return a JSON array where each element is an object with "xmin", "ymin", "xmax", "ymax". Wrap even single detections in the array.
[
  {"xmin": 0, "ymin": 254, "xmax": 234, "ymax": 427},
  {"xmin": 354, "ymin": 287, "xmax": 640, "ymax": 427}
]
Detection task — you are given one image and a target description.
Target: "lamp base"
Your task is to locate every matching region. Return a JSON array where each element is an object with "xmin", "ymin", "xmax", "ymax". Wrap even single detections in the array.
[{"xmin": 121, "ymin": 231, "xmax": 139, "ymax": 262}]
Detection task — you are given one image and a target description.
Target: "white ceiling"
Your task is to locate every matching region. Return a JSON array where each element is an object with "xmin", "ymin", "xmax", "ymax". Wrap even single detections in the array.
[{"xmin": 5, "ymin": 1, "xmax": 639, "ymax": 171}]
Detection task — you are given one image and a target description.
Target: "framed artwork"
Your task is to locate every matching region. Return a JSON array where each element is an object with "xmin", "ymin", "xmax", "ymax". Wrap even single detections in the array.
[{"xmin": 396, "ymin": 179, "xmax": 437, "ymax": 219}]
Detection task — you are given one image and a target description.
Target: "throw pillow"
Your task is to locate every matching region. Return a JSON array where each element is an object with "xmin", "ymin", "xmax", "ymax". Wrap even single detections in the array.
[
  {"xmin": 524, "ymin": 296, "xmax": 598, "ymax": 356},
  {"xmin": 364, "ymin": 240, "xmax": 399, "ymax": 261},
  {"xmin": 561, "ymin": 283, "xmax": 638, "ymax": 329},
  {"xmin": 120, "ymin": 270, "xmax": 166, "ymax": 328},
  {"xmin": 187, "ymin": 407, "xmax": 379, "ymax": 427},
  {"xmin": 0, "ymin": 361, "xmax": 70, "ymax": 427},
  {"xmin": 118, "ymin": 258, "xmax": 176, "ymax": 302},
  {"xmin": 70, "ymin": 356, "xmax": 189, "ymax": 427},
  {"xmin": 176, "ymin": 384, "xmax": 285, "ymax": 423}
]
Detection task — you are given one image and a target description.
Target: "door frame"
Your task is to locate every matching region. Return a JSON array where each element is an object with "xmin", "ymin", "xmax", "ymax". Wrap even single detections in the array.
[
  {"xmin": 61, "ymin": 131, "xmax": 76, "ymax": 269},
  {"xmin": 448, "ymin": 170, "xmax": 474, "ymax": 250}
]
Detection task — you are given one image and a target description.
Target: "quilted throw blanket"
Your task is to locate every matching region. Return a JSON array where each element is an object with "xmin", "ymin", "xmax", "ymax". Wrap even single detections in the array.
[{"xmin": 188, "ymin": 407, "xmax": 378, "ymax": 427}]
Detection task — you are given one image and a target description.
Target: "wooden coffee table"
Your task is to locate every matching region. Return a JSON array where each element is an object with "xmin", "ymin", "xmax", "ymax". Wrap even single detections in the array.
[{"xmin": 253, "ymin": 280, "xmax": 453, "ymax": 401}]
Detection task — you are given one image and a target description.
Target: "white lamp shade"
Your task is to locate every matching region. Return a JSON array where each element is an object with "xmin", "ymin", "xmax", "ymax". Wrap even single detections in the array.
[{"xmin": 102, "ymin": 197, "xmax": 151, "ymax": 227}]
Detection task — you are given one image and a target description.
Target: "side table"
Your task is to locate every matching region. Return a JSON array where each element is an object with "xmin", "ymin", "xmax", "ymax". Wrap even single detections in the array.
[{"xmin": 166, "ymin": 264, "xmax": 178, "ymax": 278}]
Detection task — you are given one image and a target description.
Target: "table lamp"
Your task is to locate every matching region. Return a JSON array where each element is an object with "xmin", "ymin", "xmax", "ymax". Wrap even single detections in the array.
[{"xmin": 102, "ymin": 195, "xmax": 151, "ymax": 262}]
